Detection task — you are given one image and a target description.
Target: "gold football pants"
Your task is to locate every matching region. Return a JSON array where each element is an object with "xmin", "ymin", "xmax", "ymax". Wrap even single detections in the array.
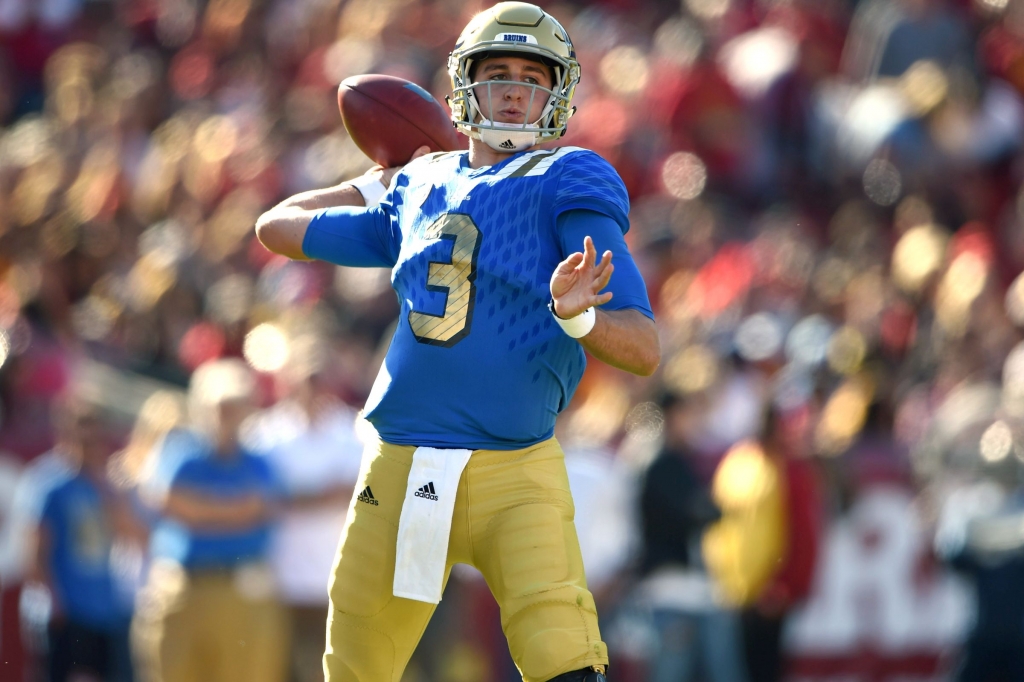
[
  {"xmin": 324, "ymin": 437, "xmax": 608, "ymax": 682},
  {"xmin": 132, "ymin": 562, "xmax": 288, "ymax": 682}
]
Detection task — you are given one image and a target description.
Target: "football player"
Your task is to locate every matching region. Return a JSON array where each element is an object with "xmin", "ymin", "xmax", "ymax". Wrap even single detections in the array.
[{"xmin": 255, "ymin": 3, "xmax": 659, "ymax": 681}]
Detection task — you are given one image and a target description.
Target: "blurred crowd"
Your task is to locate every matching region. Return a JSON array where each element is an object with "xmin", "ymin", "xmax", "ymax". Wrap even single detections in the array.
[{"xmin": 3, "ymin": 0, "xmax": 1024, "ymax": 680}]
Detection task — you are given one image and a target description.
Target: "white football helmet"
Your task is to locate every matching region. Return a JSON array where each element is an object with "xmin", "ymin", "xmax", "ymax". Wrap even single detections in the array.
[{"xmin": 447, "ymin": 2, "xmax": 580, "ymax": 153}]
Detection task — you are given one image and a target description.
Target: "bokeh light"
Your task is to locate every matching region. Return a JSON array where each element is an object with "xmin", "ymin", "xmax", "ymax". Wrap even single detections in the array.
[
  {"xmin": 975, "ymin": 0, "xmax": 1010, "ymax": 12},
  {"xmin": 243, "ymin": 323, "xmax": 290, "ymax": 373},
  {"xmin": 138, "ymin": 219, "xmax": 192, "ymax": 269},
  {"xmin": 661, "ymin": 152, "xmax": 707, "ymax": 200},
  {"xmin": 1006, "ymin": 271, "xmax": 1024, "ymax": 327},
  {"xmin": 71, "ymin": 295, "xmax": 120, "ymax": 341},
  {"xmin": 812, "ymin": 258, "xmax": 855, "ymax": 305},
  {"xmin": 827, "ymin": 326, "xmax": 867, "ymax": 376},
  {"xmin": 980, "ymin": 421, "xmax": 1014, "ymax": 463},
  {"xmin": 126, "ymin": 254, "xmax": 176, "ymax": 313},
  {"xmin": 664, "ymin": 345, "xmax": 719, "ymax": 394},
  {"xmin": 169, "ymin": 47, "xmax": 214, "ymax": 99},
  {"xmin": 206, "ymin": 274, "xmax": 254, "ymax": 326},
  {"xmin": 194, "ymin": 115, "xmax": 239, "ymax": 164},
  {"xmin": 936, "ymin": 252, "xmax": 988, "ymax": 335},
  {"xmin": 710, "ymin": 440, "xmax": 773, "ymax": 508},
  {"xmin": 719, "ymin": 27, "xmax": 798, "ymax": 99},
  {"xmin": 0, "ymin": 329, "xmax": 9, "ymax": 370},
  {"xmin": 901, "ymin": 60, "xmax": 949, "ymax": 116},
  {"xmin": 786, "ymin": 315, "xmax": 833, "ymax": 367},
  {"xmin": 734, "ymin": 312, "xmax": 784, "ymax": 362},
  {"xmin": 653, "ymin": 18, "xmax": 703, "ymax": 68},
  {"xmin": 815, "ymin": 375, "xmax": 874, "ymax": 456},
  {"xmin": 599, "ymin": 46, "xmax": 650, "ymax": 96},
  {"xmin": 863, "ymin": 158, "xmax": 902, "ymax": 206},
  {"xmin": 1003, "ymin": 342, "xmax": 1024, "ymax": 416},
  {"xmin": 891, "ymin": 223, "xmax": 947, "ymax": 293},
  {"xmin": 0, "ymin": 117, "xmax": 55, "ymax": 168},
  {"xmin": 624, "ymin": 401, "xmax": 665, "ymax": 442},
  {"xmin": 686, "ymin": 0, "xmax": 732, "ymax": 21}
]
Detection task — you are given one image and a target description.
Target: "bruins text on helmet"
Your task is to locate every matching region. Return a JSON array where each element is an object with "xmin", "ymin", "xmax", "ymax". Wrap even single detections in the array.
[{"xmin": 447, "ymin": 2, "xmax": 580, "ymax": 153}]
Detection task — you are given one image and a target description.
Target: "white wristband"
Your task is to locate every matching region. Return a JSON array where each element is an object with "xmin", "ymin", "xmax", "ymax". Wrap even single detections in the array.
[
  {"xmin": 550, "ymin": 301, "xmax": 596, "ymax": 339},
  {"xmin": 348, "ymin": 174, "xmax": 387, "ymax": 207}
]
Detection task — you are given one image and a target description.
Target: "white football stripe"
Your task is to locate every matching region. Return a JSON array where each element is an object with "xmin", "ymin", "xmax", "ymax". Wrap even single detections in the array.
[
  {"xmin": 523, "ymin": 146, "xmax": 584, "ymax": 176},
  {"xmin": 493, "ymin": 149, "xmax": 549, "ymax": 180}
]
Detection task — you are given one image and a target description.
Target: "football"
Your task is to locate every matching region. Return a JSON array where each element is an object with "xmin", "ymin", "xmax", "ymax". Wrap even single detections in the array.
[{"xmin": 338, "ymin": 74, "xmax": 464, "ymax": 168}]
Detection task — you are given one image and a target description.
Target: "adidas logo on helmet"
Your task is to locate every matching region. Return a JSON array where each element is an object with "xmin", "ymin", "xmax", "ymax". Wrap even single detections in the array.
[{"xmin": 499, "ymin": 139, "xmax": 516, "ymax": 150}]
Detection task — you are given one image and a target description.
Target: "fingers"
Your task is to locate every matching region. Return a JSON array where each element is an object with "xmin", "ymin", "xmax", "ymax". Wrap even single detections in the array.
[
  {"xmin": 583, "ymin": 235, "xmax": 597, "ymax": 268},
  {"xmin": 556, "ymin": 252, "xmax": 584, "ymax": 274},
  {"xmin": 410, "ymin": 145, "xmax": 431, "ymax": 161},
  {"xmin": 591, "ymin": 249, "xmax": 612, "ymax": 276},
  {"xmin": 592, "ymin": 260, "xmax": 614, "ymax": 293}
]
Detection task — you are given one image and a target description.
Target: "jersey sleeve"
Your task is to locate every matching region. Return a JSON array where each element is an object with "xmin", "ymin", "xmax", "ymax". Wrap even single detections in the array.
[
  {"xmin": 552, "ymin": 150, "xmax": 631, "ymax": 233},
  {"xmin": 557, "ymin": 209, "xmax": 654, "ymax": 319},
  {"xmin": 302, "ymin": 205, "xmax": 400, "ymax": 268}
]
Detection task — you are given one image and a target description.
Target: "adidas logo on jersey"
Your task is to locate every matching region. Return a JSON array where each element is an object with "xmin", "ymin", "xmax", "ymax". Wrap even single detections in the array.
[
  {"xmin": 499, "ymin": 139, "xmax": 515, "ymax": 150},
  {"xmin": 357, "ymin": 486, "xmax": 378, "ymax": 506},
  {"xmin": 414, "ymin": 482, "xmax": 438, "ymax": 501}
]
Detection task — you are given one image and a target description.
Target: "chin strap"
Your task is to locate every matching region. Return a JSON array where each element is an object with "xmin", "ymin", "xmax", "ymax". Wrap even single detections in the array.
[{"xmin": 478, "ymin": 119, "xmax": 539, "ymax": 152}]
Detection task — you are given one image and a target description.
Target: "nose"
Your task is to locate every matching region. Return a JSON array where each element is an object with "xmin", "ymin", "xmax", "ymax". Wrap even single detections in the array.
[{"xmin": 503, "ymin": 81, "xmax": 526, "ymax": 100}]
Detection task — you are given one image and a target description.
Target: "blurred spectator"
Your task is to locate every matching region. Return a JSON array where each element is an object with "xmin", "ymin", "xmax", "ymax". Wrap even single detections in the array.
[
  {"xmin": 106, "ymin": 390, "xmax": 190, "ymax": 606},
  {"xmin": 742, "ymin": 406, "xmax": 824, "ymax": 682},
  {"xmin": 637, "ymin": 390, "xmax": 747, "ymax": 682},
  {"xmin": 243, "ymin": 337, "xmax": 364, "ymax": 682},
  {"xmin": 108, "ymin": 391, "xmax": 188, "ymax": 500},
  {"xmin": 16, "ymin": 392, "xmax": 133, "ymax": 682},
  {"xmin": 935, "ymin": 454, "xmax": 1024, "ymax": 682},
  {"xmin": 844, "ymin": 0, "xmax": 974, "ymax": 81},
  {"xmin": 130, "ymin": 359, "xmax": 287, "ymax": 682},
  {"xmin": 702, "ymin": 402, "xmax": 824, "ymax": 682}
]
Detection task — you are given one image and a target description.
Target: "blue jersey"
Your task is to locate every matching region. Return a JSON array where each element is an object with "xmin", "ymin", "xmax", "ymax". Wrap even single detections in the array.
[
  {"xmin": 304, "ymin": 147, "xmax": 653, "ymax": 449},
  {"xmin": 148, "ymin": 430, "xmax": 281, "ymax": 570},
  {"xmin": 29, "ymin": 466, "xmax": 131, "ymax": 630}
]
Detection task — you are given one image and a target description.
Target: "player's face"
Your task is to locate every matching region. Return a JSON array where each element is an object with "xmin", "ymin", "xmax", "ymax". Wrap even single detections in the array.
[{"xmin": 473, "ymin": 56, "xmax": 554, "ymax": 126}]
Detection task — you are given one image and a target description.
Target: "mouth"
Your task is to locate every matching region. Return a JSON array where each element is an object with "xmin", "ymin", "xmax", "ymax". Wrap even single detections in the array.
[{"xmin": 495, "ymin": 108, "xmax": 526, "ymax": 122}]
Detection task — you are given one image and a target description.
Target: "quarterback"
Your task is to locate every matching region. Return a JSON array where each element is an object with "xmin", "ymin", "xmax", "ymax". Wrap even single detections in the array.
[{"xmin": 256, "ymin": 3, "xmax": 659, "ymax": 681}]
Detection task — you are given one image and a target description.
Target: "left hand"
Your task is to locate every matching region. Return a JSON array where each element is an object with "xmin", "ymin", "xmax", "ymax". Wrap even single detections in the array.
[
  {"xmin": 550, "ymin": 235, "xmax": 614, "ymax": 319},
  {"xmin": 368, "ymin": 145, "xmax": 432, "ymax": 190}
]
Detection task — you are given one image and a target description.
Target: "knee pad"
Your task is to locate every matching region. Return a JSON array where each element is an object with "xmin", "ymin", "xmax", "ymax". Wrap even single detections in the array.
[{"xmin": 546, "ymin": 666, "xmax": 607, "ymax": 682}]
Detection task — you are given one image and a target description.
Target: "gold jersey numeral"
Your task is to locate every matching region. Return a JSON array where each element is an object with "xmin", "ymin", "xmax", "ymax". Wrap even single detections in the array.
[{"xmin": 408, "ymin": 213, "xmax": 482, "ymax": 347}]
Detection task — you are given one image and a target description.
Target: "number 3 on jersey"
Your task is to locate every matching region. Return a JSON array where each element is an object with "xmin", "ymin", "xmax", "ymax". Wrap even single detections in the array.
[{"xmin": 408, "ymin": 213, "xmax": 482, "ymax": 347}]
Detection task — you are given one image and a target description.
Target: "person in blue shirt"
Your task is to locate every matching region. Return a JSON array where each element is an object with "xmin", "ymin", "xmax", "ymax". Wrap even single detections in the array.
[
  {"xmin": 19, "ymin": 394, "xmax": 134, "ymax": 682},
  {"xmin": 130, "ymin": 358, "xmax": 288, "ymax": 682},
  {"xmin": 256, "ymin": 4, "xmax": 660, "ymax": 681}
]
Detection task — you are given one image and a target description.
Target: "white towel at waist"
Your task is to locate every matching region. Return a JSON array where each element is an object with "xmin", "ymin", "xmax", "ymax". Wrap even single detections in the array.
[{"xmin": 393, "ymin": 446, "xmax": 472, "ymax": 603}]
